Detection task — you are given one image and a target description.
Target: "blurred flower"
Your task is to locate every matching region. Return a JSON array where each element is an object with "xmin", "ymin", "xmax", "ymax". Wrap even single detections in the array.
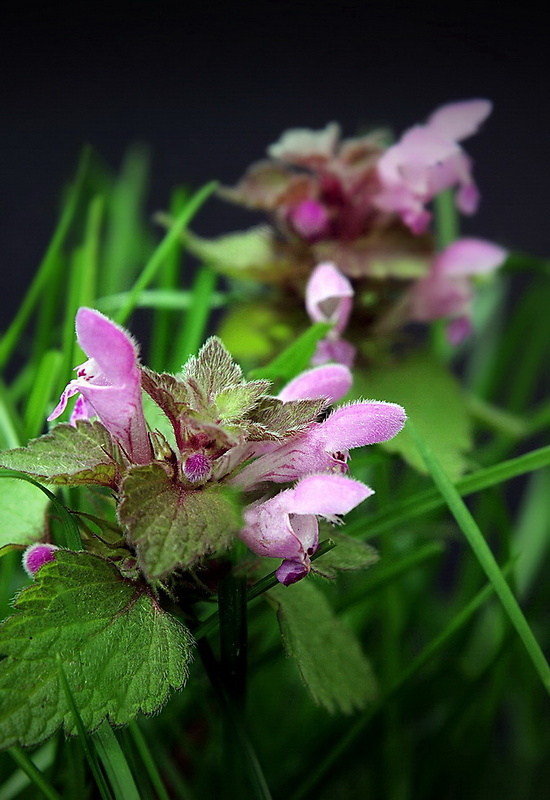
[
  {"xmin": 374, "ymin": 100, "xmax": 492, "ymax": 234},
  {"xmin": 48, "ymin": 308, "xmax": 152, "ymax": 464},
  {"xmin": 305, "ymin": 262, "xmax": 356, "ymax": 366},
  {"xmin": 406, "ymin": 238, "xmax": 508, "ymax": 342}
]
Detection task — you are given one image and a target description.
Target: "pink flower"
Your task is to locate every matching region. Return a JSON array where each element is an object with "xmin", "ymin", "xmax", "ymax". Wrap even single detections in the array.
[
  {"xmin": 407, "ymin": 237, "xmax": 507, "ymax": 343},
  {"xmin": 241, "ymin": 474, "xmax": 374, "ymax": 585},
  {"xmin": 374, "ymin": 99, "xmax": 492, "ymax": 233},
  {"xmin": 48, "ymin": 308, "xmax": 152, "ymax": 464},
  {"xmin": 232, "ymin": 400, "xmax": 406, "ymax": 490},
  {"xmin": 277, "ymin": 363, "xmax": 352, "ymax": 404},
  {"xmin": 305, "ymin": 262, "xmax": 356, "ymax": 367},
  {"xmin": 22, "ymin": 543, "xmax": 58, "ymax": 577}
]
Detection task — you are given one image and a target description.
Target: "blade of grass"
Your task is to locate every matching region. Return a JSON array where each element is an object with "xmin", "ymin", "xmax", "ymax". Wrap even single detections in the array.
[
  {"xmin": 0, "ymin": 740, "xmax": 56, "ymax": 800},
  {"xmin": 7, "ymin": 746, "xmax": 62, "ymax": 800},
  {"xmin": 0, "ymin": 471, "xmax": 82, "ymax": 550},
  {"xmin": 352, "ymin": 442, "xmax": 550, "ymax": 539},
  {"xmin": 23, "ymin": 350, "xmax": 62, "ymax": 441},
  {"xmin": 408, "ymin": 419, "xmax": 550, "ymax": 694},
  {"xmin": 57, "ymin": 656, "xmax": 113, "ymax": 800},
  {"xmin": 93, "ymin": 722, "xmax": 141, "ymax": 800},
  {"xmin": 0, "ymin": 380, "xmax": 22, "ymax": 448},
  {"xmin": 170, "ymin": 265, "xmax": 217, "ymax": 369},
  {"xmin": 96, "ymin": 288, "xmax": 227, "ymax": 313},
  {"xmin": 292, "ymin": 566, "xmax": 511, "ymax": 800},
  {"xmin": 0, "ymin": 147, "xmax": 90, "ymax": 370},
  {"xmin": 128, "ymin": 721, "xmax": 170, "ymax": 800},
  {"xmin": 114, "ymin": 181, "xmax": 218, "ymax": 326}
]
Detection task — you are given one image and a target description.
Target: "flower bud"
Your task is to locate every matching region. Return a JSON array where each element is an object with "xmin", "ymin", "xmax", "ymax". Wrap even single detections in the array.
[
  {"xmin": 22, "ymin": 543, "xmax": 58, "ymax": 577},
  {"xmin": 183, "ymin": 453, "xmax": 212, "ymax": 484}
]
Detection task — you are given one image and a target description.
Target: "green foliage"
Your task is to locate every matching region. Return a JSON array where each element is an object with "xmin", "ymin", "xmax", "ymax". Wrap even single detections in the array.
[
  {"xmin": 269, "ymin": 580, "xmax": 378, "ymax": 713},
  {"xmin": 118, "ymin": 464, "xmax": 243, "ymax": 579},
  {"xmin": 183, "ymin": 226, "xmax": 280, "ymax": 278},
  {"xmin": 0, "ymin": 477, "xmax": 49, "ymax": 547},
  {"xmin": 312, "ymin": 532, "xmax": 379, "ymax": 579},
  {"xmin": 0, "ymin": 551, "xmax": 193, "ymax": 749},
  {"xmin": 249, "ymin": 322, "xmax": 332, "ymax": 384},
  {"xmin": 0, "ymin": 421, "xmax": 122, "ymax": 488},
  {"xmin": 354, "ymin": 350, "xmax": 472, "ymax": 479}
]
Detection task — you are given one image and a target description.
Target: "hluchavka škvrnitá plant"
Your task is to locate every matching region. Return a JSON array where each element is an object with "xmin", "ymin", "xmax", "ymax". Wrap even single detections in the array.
[{"xmin": 0, "ymin": 306, "xmax": 405, "ymax": 747}]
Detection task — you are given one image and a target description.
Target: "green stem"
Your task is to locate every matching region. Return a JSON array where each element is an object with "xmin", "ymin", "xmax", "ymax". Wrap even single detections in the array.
[
  {"xmin": 8, "ymin": 746, "xmax": 62, "ymax": 800},
  {"xmin": 408, "ymin": 420, "xmax": 550, "ymax": 694}
]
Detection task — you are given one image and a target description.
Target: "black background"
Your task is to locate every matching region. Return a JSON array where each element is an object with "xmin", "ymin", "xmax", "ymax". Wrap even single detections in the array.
[{"xmin": 1, "ymin": 3, "xmax": 547, "ymax": 318}]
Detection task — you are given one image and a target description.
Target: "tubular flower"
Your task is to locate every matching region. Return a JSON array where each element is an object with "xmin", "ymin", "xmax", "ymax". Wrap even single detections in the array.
[
  {"xmin": 305, "ymin": 262, "xmax": 356, "ymax": 367},
  {"xmin": 406, "ymin": 238, "xmax": 508, "ymax": 343},
  {"xmin": 241, "ymin": 474, "xmax": 374, "ymax": 585},
  {"xmin": 48, "ymin": 307, "xmax": 152, "ymax": 464},
  {"xmin": 374, "ymin": 99, "xmax": 492, "ymax": 234}
]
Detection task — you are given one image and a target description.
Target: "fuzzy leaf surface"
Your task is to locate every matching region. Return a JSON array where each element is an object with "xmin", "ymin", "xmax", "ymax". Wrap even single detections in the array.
[
  {"xmin": 353, "ymin": 351, "xmax": 472, "ymax": 479},
  {"xmin": 312, "ymin": 532, "xmax": 379, "ymax": 579},
  {"xmin": 0, "ymin": 551, "xmax": 193, "ymax": 749},
  {"xmin": 0, "ymin": 421, "xmax": 122, "ymax": 487},
  {"xmin": 119, "ymin": 464, "xmax": 242, "ymax": 579},
  {"xmin": 269, "ymin": 580, "xmax": 377, "ymax": 713}
]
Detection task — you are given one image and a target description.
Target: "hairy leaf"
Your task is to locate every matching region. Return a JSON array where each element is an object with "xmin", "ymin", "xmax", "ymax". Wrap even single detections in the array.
[
  {"xmin": 312, "ymin": 532, "xmax": 379, "ymax": 579},
  {"xmin": 0, "ymin": 421, "xmax": 122, "ymax": 488},
  {"xmin": 269, "ymin": 580, "xmax": 377, "ymax": 713},
  {"xmin": 0, "ymin": 551, "xmax": 193, "ymax": 749},
  {"xmin": 118, "ymin": 464, "xmax": 243, "ymax": 579}
]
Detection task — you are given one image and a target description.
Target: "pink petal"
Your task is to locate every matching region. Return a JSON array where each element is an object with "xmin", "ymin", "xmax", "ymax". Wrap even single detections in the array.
[
  {"xmin": 76, "ymin": 308, "xmax": 140, "ymax": 386},
  {"xmin": 319, "ymin": 401, "xmax": 407, "ymax": 450},
  {"xmin": 311, "ymin": 338, "xmax": 356, "ymax": 368},
  {"xmin": 428, "ymin": 99, "xmax": 493, "ymax": 142},
  {"xmin": 288, "ymin": 474, "xmax": 374, "ymax": 516},
  {"xmin": 22, "ymin": 543, "xmax": 58, "ymax": 577},
  {"xmin": 305, "ymin": 262, "xmax": 354, "ymax": 333},
  {"xmin": 288, "ymin": 199, "xmax": 330, "ymax": 240},
  {"xmin": 446, "ymin": 315, "xmax": 472, "ymax": 345},
  {"xmin": 435, "ymin": 238, "xmax": 508, "ymax": 277},
  {"xmin": 278, "ymin": 364, "xmax": 352, "ymax": 403}
]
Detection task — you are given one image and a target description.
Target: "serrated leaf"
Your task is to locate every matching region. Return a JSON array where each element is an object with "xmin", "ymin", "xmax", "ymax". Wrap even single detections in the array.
[
  {"xmin": 0, "ymin": 421, "xmax": 122, "ymax": 488},
  {"xmin": 184, "ymin": 226, "xmax": 279, "ymax": 276},
  {"xmin": 249, "ymin": 322, "xmax": 333, "ymax": 384},
  {"xmin": 269, "ymin": 580, "xmax": 377, "ymax": 713},
  {"xmin": 181, "ymin": 337, "xmax": 245, "ymax": 399},
  {"xmin": 312, "ymin": 533, "xmax": 379, "ymax": 579},
  {"xmin": 0, "ymin": 477, "xmax": 49, "ymax": 547},
  {"xmin": 352, "ymin": 351, "xmax": 472, "ymax": 480},
  {"xmin": 118, "ymin": 464, "xmax": 243, "ymax": 579},
  {"xmin": 0, "ymin": 551, "xmax": 193, "ymax": 749},
  {"xmin": 247, "ymin": 396, "xmax": 326, "ymax": 440}
]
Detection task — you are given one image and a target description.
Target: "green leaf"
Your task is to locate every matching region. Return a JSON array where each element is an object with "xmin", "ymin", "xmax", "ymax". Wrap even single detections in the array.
[
  {"xmin": 118, "ymin": 464, "xmax": 243, "ymax": 579},
  {"xmin": 353, "ymin": 350, "xmax": 472, "ymax": 479},
  {"xmin": 249, "ymin": 322, "xmax": 333, "ymax": 384},
  {"xmin": 0, "ymin": 551, "xmax": 193, "ymax": 749},
  {"xmin": 184, "ymin": 226, "xmax": 279, "ymax": 277},
  {"xmin": 269, "ymin": 580, "xmax": 377, "ymax": 713},
  {"xmin": 0, "ymin": 421, "xmax": 122, "ymax": 488},
  {"xmin": 0, "ymin": 477, "xmax": 49, "ymax": 547},
  {"xmin": 312, "ymin": 533, "xmax": 379, "ymax": 579}
]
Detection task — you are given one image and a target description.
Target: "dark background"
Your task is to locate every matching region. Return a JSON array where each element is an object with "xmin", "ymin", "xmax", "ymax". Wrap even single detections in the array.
[{"xmin": 1, "ymin": 3, "xmax": 547, "ymax": 318}]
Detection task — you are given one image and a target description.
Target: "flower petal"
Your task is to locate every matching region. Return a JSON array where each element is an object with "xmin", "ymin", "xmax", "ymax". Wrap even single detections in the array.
[
  {"xmin": 305, "ymin": 262, "xmax": 354, "ymax": 333},
  {"xmin": 278, "ymin": 364, "xmax": 352, "ymax": 403},
  {"xmin": 76, "ymin": 307, "xmax": 140, "ymax": 386},
  {"xmin": 319, "ymin": 401, "xmax": 407, "ymax": 450},
  {"xmin": 434, "ymin": 238, "xmax": 508, "ymax": 277},
  {"xmin": 428, "ymin": 99, "xmax": 493, "ymax": 142}
]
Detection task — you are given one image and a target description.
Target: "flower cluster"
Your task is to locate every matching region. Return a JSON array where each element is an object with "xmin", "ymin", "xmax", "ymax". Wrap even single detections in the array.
[
  {"xmin": 44, "ymin": 308, "xmax": 406, "ymax": 585},
  {"xmin": 216, "ymin": 100, "xmax": 507, "ymax": 355}
]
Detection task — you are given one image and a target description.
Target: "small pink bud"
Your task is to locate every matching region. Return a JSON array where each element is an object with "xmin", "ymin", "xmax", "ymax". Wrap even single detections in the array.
[
  {"xmin": 22, "ymin": 543, "xmax": 58, "ymax": 577},
  {"xmin": 288, "ymin": 199, "xmax": 330, "ymax": 240},
  {"xmin": 184, "ymin": 453, "xmax": 212, "ymax": 483}
]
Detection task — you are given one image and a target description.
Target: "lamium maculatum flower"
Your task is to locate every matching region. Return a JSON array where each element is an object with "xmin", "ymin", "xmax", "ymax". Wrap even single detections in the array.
[
  {"xmin": 22, "ymin": 543, "xmax": 58, "ymax": 577},
  {"xmin": 374, "ymin": 99, "xmax": 492, "ymax": 234},
  {"xmin": 406, "ymin": 237, "xmax": 508, "ymax": 343},
  {"xmin": 48, "ymin": 307, "xmax": 152, "ymax": 464},
  {"xmin": 305, "ymin": 262, "xmax": 356, "ymax": 366}
]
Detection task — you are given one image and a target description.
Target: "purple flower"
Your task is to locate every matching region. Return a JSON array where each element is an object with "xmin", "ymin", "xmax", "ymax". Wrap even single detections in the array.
[
  {"xmin": 240, "ymin": 474, "xmax": 374, "ymax": 584},
  {"xmin": 48, "ymin": 308, "xmax": 152, "ymax": 464},
  {"xmin": 374, "ymin": 99, "xmax": 492, "ymax": 233},
  {"xmin": 22, "ymin": 543, "xmax": 58, "ymax": 577},
  {"xmin": 407, "ymin": 237, "xmax": 508, "ymax": 342},
  {"xmin": 232, "ymin": 400, "xmax": 406, "ymax": 490},
  {"xmin": 305, "ymin": 262, "xmax": 356, "ymax": 367},
  {"xmin": 277, "ymin": 363, "xmax": 352, "ymax": 404}
]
